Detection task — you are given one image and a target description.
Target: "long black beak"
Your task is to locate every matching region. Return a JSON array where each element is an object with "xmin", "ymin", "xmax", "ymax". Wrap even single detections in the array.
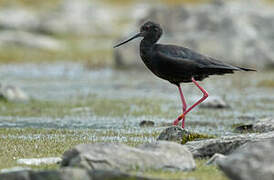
[{"xmin": 113, "ymin": 32, "xmax": 142, "ymax": 48}]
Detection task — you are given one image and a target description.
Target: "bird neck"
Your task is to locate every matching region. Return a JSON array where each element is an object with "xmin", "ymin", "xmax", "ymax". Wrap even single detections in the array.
[
  {"xmin": 140, "ymin": 38, "xmax": 156, "ymax": 52},
  {"xmin": 143, "ymin": 34, "xmax": 160, "ymax": 44}
]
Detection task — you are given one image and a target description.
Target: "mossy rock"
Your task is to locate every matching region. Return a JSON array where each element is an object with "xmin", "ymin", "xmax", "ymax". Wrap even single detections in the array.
[{"xmin": 157, "ymin": 126, "xmax": 215, "ymax": 144}]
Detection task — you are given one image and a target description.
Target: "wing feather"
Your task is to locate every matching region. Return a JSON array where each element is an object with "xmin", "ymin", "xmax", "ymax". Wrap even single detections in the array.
[{"xmin": 154, "ymin": 44, "xmax": 241, "ymax": 71}]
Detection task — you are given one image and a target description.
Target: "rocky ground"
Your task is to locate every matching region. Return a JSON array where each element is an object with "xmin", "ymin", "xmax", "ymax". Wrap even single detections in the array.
[
  {"xmin": 1, "ymin": 0, "xmax": 274, "ymax": 180},
  {"xmin": 0, "ymin": 64, "xmax": 273, "ymax": 180},
  {"xmin": 1, "ymin": 118, "xmax": 274, "ymax": 180}
]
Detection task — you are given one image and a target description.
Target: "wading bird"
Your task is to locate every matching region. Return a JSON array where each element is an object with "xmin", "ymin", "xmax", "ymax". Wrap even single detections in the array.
[{"xmin": 114, "ymin": 21, "xmax": 255, "ymax": 128}]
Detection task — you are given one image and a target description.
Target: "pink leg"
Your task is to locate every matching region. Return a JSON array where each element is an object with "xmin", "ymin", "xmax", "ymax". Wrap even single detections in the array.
[
  {"xmin": 173, "ymin": 84, "xmax": 187, "ymax": 128},
  {"xmin": 174, "ymin": 77, "xmax": 209, "ymax": 125}
]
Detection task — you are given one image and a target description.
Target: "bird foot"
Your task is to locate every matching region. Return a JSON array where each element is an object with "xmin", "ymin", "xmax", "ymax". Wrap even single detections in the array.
[{"xmin": 173, "ymin": 113, "xmax": 185, "ymax": 126}]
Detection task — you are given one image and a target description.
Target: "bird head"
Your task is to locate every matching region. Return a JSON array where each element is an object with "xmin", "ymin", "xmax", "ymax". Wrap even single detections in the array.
[{"xmin": 113, "ymin": 21, "xmax": 162, "ymax": 48}]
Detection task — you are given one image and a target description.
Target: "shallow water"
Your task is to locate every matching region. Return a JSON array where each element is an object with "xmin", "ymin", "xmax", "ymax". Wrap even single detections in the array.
[{"xmin": 0, "ymin": 63, "xmax": 273, "ymax": 137}]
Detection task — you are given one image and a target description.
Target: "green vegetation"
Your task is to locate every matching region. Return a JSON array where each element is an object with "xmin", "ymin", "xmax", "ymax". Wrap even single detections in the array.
[
  {"xmin": 0, "ymin": 96, "xmax": 174, "ymax": 118},
  {"xmin": 0, "ymin": 128, "xmax": 158, "ymax": 170},
  {"xmin": 0, "ymin": 127, "xmax": 228, "ymax": 179}
]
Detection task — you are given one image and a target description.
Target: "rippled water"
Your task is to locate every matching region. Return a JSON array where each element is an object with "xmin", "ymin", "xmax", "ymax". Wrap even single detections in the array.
[{"xmin": 0, "ymin": 63, "xmax": 273, "ymax": 136}]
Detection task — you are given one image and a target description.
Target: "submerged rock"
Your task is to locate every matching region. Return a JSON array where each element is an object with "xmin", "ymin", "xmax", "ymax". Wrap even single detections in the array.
[
  {"xmin": 0, "ymin": 83, "xmax": 29, "ymax": 102},
  {"xmin": 157, "ymin": 126, "xmax": 214, "ymax": 144},
  {"xmin": 217, "ymin": 140, "xmax": 274, "ymax": 180},
  {"xmin": 61, "ymin": 141, "xmax": 195, "ymax": 171},
  {"xmin": 185, "ymin": 131, "xmax": 274, "ymax": 158},
  {"xmin": 0, "ymin": 168, "xmax": 161, "ymax": 180}
]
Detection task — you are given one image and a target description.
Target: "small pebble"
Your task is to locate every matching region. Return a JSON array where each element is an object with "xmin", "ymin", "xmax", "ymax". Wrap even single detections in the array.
[{"xmin": 139, "ymin": 120, "xmax": 155, "ymax": 127}]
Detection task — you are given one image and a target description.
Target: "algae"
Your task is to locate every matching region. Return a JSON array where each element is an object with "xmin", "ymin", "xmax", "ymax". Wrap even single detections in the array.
[{"xmin": 182, "ymin": 131, "xmax": 216, "ymax": 144}]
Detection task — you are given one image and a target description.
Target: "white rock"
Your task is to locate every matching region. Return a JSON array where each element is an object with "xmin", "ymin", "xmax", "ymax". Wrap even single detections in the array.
[
  {"xmin": 206, "ymin": 153, "xmax": 227, "ymax": 165},
  {"xmin": 0, "ymin": 84, "xmax": 29, "ymax": 102},
  {"xmin": 17, "ymin": 157, "xmax": 61, "ymax": 166}
]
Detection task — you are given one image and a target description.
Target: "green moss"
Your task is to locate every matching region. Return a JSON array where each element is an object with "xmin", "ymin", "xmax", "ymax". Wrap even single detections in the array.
[
  {"xmin": 257, "ymin": 79, "xmax": 274, "ymax": 88},
  {"xmin": 182, "ymin": 132, "xmax": 216, "ymax": 144}
]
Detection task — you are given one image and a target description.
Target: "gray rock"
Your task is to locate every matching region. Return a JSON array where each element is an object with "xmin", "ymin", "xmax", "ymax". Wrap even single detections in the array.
[
  {"xmin": 0, "ymin": 168, "xmax": 160, "ymax": 180},
  {"xmin": 206, "ymin": 153, "xmax": 227, "ymax": 165},
  {"xmin": 114, "ymin": 0, "xmax": 274, "ymax": 69},
  {"xmin": 17, "ymin": 157, "xmax": 61, "ymax": 166},
  {"xmin": 185, "ymin": 132, "xmax": 274, "ymax": 158},
  {"xmin": 0, "ymin": 30, "xmax": 64, "ymax": 50},
  {"xmin": 0, "ymin": 84, "xmax": 29, "ymax": 102},
  {"xmin": 89, "ymin": 169, "xmax": 161, "ymax": 180},
  {"xmin": 61, "ymin": 141, "xmax": 195, "ymax": 171},
  {"xmin": 234, "ymin": 117, "xmax": 274, "ymax": 133},
  {"xmin": 217, "ymin": 140, "xmax": 274, "ymax": 180},
  {"xmin": 199, "ymin": 96, "xmax": 229, "ymax": 109}
]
